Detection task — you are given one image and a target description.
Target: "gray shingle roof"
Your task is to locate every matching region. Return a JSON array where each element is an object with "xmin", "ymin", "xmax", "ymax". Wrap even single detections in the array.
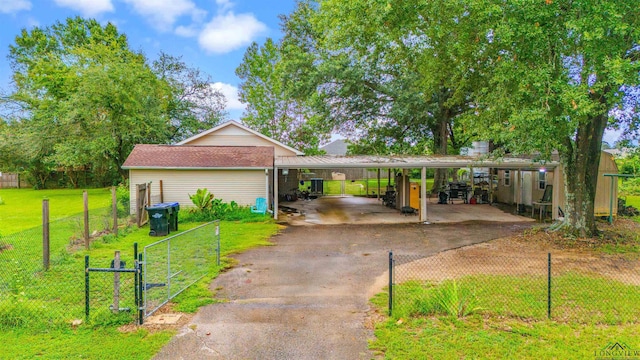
[{"xmin": 320, "ymin": 139, "xmax": 349, "ymax": 155}]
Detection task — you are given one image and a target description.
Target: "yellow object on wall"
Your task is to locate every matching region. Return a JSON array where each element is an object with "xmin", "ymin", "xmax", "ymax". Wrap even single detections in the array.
[{"xmin": 410, "ymin": 182, "xmax": 421, "ymax": 215}]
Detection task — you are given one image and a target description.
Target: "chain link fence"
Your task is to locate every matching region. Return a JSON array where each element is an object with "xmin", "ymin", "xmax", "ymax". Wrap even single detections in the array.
[
  {"xmin": 143, "ymin": 220, "xmax": 220, "ymax": 318},
  {"xmin": 389, "ymin": 251, "xmax": 640, "ymax": 324},
  {"xmin": 85, "ymin": 250, "xmax": 139, "ymax": 326},
  {"xmin": 0, "ymin": 199, "xmax": 133, "ymax": 329}
]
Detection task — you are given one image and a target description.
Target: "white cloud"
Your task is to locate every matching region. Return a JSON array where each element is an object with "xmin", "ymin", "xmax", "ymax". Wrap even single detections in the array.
[
  {"xmin": 26, "ymin": 16, "xmax": 39, "ymax": 27},
  {"xmin": 198, "ymin": 12, "xmax": 267, "ymax": 54},
  {"xmin": 175, "ymin": 25, "xmax": 197, "ymax": 37},
  {"xmin": 0, "ymin": 0, "xmax": 31, "ymax": 14},
  {"xmin": 53, "ymin": 0, "xmax": 114, "ymax": 17},
  {"xmin": 122, "ymin": 0, "xmax": 203, "ymax": 32},
  {"xmin": 215, "ymin": 0, "xmax": 233, "ymax": 12},
  {"xmin": 211, "ymin": 82, "xmax": 244, "ymax": 110}
]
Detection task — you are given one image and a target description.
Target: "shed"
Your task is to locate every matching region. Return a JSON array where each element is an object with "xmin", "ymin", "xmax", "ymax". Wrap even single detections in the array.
[
  {"xmin": 494, "ymin": 151, "xmax": 618, "ymax": 217},
  {"xmin": 122, "ymin": 145, "xmax": 274, "ymax": 214},
  {"xmin": 583, "ymin": 151, "xmax": 618, "ymax": 217}
]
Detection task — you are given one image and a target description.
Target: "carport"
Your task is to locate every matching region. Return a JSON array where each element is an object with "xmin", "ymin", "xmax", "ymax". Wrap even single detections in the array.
[{"xmin": 273, "ymin": 155, "xmax": 560, "ymax": 222}]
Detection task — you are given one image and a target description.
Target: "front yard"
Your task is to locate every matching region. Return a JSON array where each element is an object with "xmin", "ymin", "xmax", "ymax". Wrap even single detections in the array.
[
  {"xmin": 369, "ymin": 219, "xmax": 640, "ymax": 359},
  {"xmin": 0, "ymin": 188, "xmax": 279, "ymax": 359}
]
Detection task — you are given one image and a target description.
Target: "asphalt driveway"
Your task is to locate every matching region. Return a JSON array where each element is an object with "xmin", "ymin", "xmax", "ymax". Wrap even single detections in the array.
[{"xmin": 154, "ymin": 221, "xmax": 531, "ymax": 359}]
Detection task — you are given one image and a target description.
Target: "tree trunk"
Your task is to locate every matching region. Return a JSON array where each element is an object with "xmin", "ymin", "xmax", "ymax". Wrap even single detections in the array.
[
  {"xmin": 561, "ymin": 110, "xmax": 607, "ymax": 237},
  {"xmin": 431, "ymin": 115, "xmax": 449, "ymax": 193}
]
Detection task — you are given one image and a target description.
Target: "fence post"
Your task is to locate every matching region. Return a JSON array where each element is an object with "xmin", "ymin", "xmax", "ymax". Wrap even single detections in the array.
[
  {"xmin": 216, "ymin": 222, "xmax": 221, "ymax": 266},
  {"xmin": 83, "ymin": 190, "xmax": 89, "ymax": 249},
  {"xmin": 167, "ymin": 240, "xmax": 171, "ymax": 300},
  {"xmin": 159, "ymin": 180, "xmax": 164, "ymax": 203},
  {"xmin": 547, "ymin": 252, "xmax": 551, "ymax": 319},
  {"xmin": 134, "ymin": 243, "xmax": 138, "ymax": 315},
  {"xmin": 138, "ymin": 253, "xmax": 144, "ymax": 325},
  {"xmin": 85, "ymin": 255, "xmax": 90, "ymax": 320},
  {"xmin": 43, "ymin": 199, "xmax": 50, "ymax": 271},
  {"xmin": 389, "ymin": 251, "xmax": 393, "ymax": 316},
  {"xmin": 113, "ymin": 251, "xmax": 121, "ymax": 313},
  {"xmin": 112, "ymin": 186, "xmax": 118, "ymax": 236}
]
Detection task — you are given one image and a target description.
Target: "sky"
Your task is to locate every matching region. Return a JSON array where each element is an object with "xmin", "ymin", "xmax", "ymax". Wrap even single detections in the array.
[{"xmin": 0, "ymin": 0, "xmax": 296, "ymax": 120}]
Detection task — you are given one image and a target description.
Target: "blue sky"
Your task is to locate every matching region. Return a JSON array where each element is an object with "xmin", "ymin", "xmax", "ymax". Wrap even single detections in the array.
[{"xmin": 0, "ymin": 0, "xmax": 296, "ymax": 120}]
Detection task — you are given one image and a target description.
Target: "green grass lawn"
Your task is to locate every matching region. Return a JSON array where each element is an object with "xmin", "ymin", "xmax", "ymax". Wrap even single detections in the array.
[
  {"xmin": 314, "ymin": 179, "xmax": 435, "ymax": 196},
  {"xmin": 625, "ymin": 195, "xmax": 640, "ymax": 209},
  {"xmin": 0, "ymin": 219, "xmax": 279, "ymax": 359},
  {"xmin": 0, "ymin": 188, "xmax": 112, "ymax": 235},
  {"xmin": 622, "ymin": 195, "xmax": 640, "ymax": 223},
  {"xmin": 370, "ymin": 274, "xmax": 640, "ymax": 359}
]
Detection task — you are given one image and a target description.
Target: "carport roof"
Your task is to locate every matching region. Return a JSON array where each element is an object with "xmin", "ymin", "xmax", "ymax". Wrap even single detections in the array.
[{"xmin": 275, "ymin": 155, "xmax": 558, "ymax": 170}]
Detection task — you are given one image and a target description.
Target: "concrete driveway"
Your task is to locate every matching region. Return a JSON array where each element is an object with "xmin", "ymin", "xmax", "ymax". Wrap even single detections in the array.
[
  {"xmin": 282, "ymin": 196, "xmax": 534, "ymax": 225},
  {"xmin": 154, "ymin": 222, "xmax": 531, "ymax": 360}
]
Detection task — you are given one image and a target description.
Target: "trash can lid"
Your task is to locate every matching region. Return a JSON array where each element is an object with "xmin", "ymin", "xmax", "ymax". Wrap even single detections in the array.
[
  {"xmin": 152, "ymin": 202, "xmax": 179, "ymax": 208},
  {"xmin": 146, "ymin": 204, "xmax": 165, "ymax": 209}
]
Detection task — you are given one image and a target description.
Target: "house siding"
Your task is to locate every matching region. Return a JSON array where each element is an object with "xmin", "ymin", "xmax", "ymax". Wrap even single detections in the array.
[
  {"xmin": 129, "ymin": 169, "xmax": 266, "ymax": 214},
  {"xmin": 493, "ymin": 151, "xmax": 617, "ymax": 217},
  {"xmin": 185, "ymin": 134, "xmax": 297, "ymax": 157}
]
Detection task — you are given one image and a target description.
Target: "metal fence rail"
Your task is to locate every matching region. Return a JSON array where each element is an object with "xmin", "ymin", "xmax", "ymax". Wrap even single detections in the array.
[
  {"xmin": 389, "ymin": 251, "xmax": 640, "ymax": 324},
  {"xmin": 142, "ymin": 220, "xmax": 220, "ymax": 318}
]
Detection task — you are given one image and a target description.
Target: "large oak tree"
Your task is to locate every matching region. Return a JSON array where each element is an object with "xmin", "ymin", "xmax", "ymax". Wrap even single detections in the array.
[{"xmin": 472, "ymin": 0, "xmax": 640, "ymax": 236}]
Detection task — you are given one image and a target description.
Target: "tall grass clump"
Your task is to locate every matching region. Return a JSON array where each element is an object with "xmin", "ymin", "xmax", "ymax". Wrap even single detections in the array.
[{"xmin": 398, "ymin": 280, "xmax": 482, "ymax": 319}]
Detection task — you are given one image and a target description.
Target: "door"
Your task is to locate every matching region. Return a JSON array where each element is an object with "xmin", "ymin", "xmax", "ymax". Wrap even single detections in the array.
[{"xmin": 522, "ymin": 172, "xmax": 532, "ymax": 206}]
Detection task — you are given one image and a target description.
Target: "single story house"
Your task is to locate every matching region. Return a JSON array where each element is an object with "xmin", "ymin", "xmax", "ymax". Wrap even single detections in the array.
[
  {"xmin": 122, "ymin": 120, "xmax": 302, "ymax": 214},
  {"xmin": 122, "ymin": 120, "xmax": 618, "ymax": 222}
]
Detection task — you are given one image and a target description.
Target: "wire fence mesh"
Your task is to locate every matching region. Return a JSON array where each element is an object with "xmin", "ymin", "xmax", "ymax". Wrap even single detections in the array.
[
  {"xmin": 0, "ymin": 199, "xmax": 133, "ymax": 329},
  {"xmin": 389, "ymin": 252, "xmax": 640, "ymax": 325},
  {"xmin": 143, "ymin": 220, "xmax": 220, "ymax": 318},
  {"xmin": 85, "ymin": 254, "xmax": 139, "ymax": 326}
]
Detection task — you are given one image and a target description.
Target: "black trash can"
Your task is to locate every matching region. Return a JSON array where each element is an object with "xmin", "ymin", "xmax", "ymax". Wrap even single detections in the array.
[
  {"xmin": 150, "ymin": 202, "xmax": 180, "ymax": 232},
  {"xmin": 146, "ymin": 204, "xmax": 170, "ymax": 236},
  {"xmin": 166, "ymin": 202, "xmax": 180, "ymax": 232}
]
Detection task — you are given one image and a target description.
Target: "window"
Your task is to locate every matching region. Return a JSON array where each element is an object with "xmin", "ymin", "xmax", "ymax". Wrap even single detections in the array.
[
  {"xmin": 538, "ymin": 171, "xmax": 546, "ymax": 190},
  {"xmin": 503, "ymin": 170, "xmax": 511, "ymax": 186}
]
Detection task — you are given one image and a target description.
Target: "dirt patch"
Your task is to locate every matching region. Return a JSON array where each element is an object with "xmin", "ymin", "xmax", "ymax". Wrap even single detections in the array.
[
  {"xmin": 0, "ymin": 243, "xmax": 13, "ymax": 253},
  {"xmin": 119, "ymin": 303, "xmax": 195, "ymax": 333},
  {"xmin": 385, "ymin": 220, "xmax": 640, "ymax": 289}
]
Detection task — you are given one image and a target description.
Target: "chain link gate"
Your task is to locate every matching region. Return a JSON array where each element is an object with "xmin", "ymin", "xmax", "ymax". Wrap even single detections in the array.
[
  {"xmin": 84, "ymin": 221, "xmax": 220, "ymax": 325},
  {"xmin": 141, "ymin": 220, "xmax": 220, "ymax": 320}
]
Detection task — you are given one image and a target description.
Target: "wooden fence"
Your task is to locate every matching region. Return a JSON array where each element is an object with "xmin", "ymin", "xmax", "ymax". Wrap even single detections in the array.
[{"xmin": 0, "ymin": 173, "xmax": 28, "ymax": 189}]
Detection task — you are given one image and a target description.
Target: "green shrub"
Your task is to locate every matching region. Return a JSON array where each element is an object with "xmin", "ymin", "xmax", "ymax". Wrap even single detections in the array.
[
  {"xmin": 620, "ymin": 177, "xmax": 640, "ymax": 196},
  {"xmin": 116, "ymin": 181, "xmax": 130, "ymax": 217},
  {"xmin": 409, "ymin": 280, "xmax": 482, "ymax": 318},
  {"xmin": 188, "ymin": 188, "xmax": 214, "ymax": 210},
  {"xmin": 432, "ymin": 280, "xmax": 482, "ymax": 317},
  {"xmin": 180, "ymin": 202, "xmax": 269, "ymax": 223},
  {"xmin": 0, "ymin": 196, "xmax": 4, "ymax": 205}
]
